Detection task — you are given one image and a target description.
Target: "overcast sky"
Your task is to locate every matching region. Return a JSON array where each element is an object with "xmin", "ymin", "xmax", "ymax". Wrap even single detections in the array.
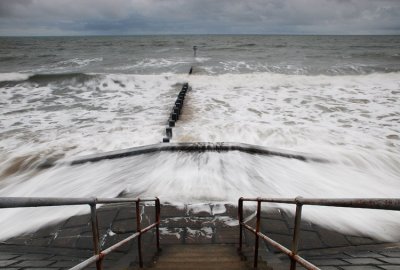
[{"xmin": 0, "ymin": 0, "xmax": 399, "ymax": 36}]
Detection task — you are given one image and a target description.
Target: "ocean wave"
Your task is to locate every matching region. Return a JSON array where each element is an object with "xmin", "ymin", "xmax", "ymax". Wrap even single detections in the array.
[
  {"xmin": 27, "ymin": 72, "xmax": 97, "ymax": 84},
  {"xmin": 113, "ymin": 57, "xmax": 196, "ymax": 72},
  {"xmin": 236, "ymin": 43, "xmax": 257, "ymax": 47},
  {"xmin": 0, "ymin": 72, "xmax": 31, "ymax": 82},
  {"xmin": 57, "ymin": 57, "xmax": 103, "ymax": 67},
  {"xmin": 8, "ymin": 57, "xmax": 104, "ymax": 77},
  {"xmin": 37, "ymin": 54, "xmax": 58, "ymax": 58},
  {"xmin": 0, "ymin": 56, "xmax": 22, "ymax": 62},
  {"xmin": 0, "ymin": 72, "xmax": 98, "ymax": 86},
  {"xmin": 325, "ymin": 65, "xmax": 400, "ymax": 75},
  {"xmin": 206, "ymin": 61, "xmax": 400, "ymax": 75}
]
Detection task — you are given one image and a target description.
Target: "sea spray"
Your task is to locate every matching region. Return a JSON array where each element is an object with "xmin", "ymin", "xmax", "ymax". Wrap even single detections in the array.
[{"xmin": 0, "ymin": 150, "xmax": 399, "ymax": 241}]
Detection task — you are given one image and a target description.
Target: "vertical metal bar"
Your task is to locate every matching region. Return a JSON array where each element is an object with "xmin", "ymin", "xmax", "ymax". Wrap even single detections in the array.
[
  {"xmin": 238, "ymin": 197, "xmax": 243, "ymax": 252},
  {"xmin": 155, "ymin": 198, "xmax": 161, "ymax": 252},
  {"xmin": 290, "ymin": 202, "xmax": 303, "ymax": 270},
  {"xmin": 90, "ymin": 203, "xmax": 102, "ymax": 270},
  {"xmin": 254, "ymin": 200, "xmax": 261, "ymax": 269},
  {"xmin": 136, "ymin": 199, "xmax": 143, "ymax": 268}
]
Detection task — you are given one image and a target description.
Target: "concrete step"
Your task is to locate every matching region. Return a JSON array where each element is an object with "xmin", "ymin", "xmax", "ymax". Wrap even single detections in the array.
[
  {"xmin": 157, "ymin": 256, "xmax": 242, "ymax": 263},
  {"xmin": 151, "ymin": 261, "xmax": 248, "ymax": 270},
  {"xmin": 160, "ymin": 245, "xmax": 238, "ymax": 253},
  {"xmin": 160, "ymin": 250, "xmax": 239, "ymax": 257},
  {"xmin": 159, "ymin": 251, "xmax": 238, "ymax": 258},
  {"xmin": 146, "ymin": 244, "xmax": 254, "ymax": 270}
]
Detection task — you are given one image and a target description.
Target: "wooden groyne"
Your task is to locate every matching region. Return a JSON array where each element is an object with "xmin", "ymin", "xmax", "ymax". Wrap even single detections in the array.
[
  {"xmin": 163, "ymin": 82, "xmax": 189, "ymax": 143},
  {"xmin": 163, "ymin": 66, "xmax": 193, "ymax": 143}
]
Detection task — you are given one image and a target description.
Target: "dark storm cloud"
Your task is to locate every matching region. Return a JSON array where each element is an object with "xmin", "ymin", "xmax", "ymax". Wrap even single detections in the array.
[{"xmin": 0, "ymin": 0, "xmax": 399, "ymax": 35}]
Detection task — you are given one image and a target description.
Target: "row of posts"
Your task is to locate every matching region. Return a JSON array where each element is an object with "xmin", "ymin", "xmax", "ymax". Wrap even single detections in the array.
[{"xmin": 163, "ymin": 81, "xmax": 189, "ymax": 143}]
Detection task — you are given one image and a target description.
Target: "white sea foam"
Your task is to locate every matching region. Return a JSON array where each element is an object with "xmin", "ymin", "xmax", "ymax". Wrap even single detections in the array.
[
  {"xmin": 0, "ymin": 72, "xmax": 399, "ymax": 241},
  {"xmin": 174, "ymin": 72, "xmax": 400, "ymax": 154},
  {"xmin": 0, "ymin": 72, "xmax": 31, "ymax": 82},
  {"xmin": 0, "ymin": 73, "xmax": 186, "ymax": 162},
  {"xmin": 194, "ymin": 57, "xmax": 210, "ymax": 63},
  {"xmin": 58, "ymin": 57, "xmax": 103, "ymax": 67},
  {"xmin": 21, "ymin": 58, "xmax": 104, "ymax": 74},
  {"xmin": 126, "ymin": 58, "xmax": 190, "ymax": 69},
  {"xmin": 159, "ymin": 227, "xmax": 182, "ymax": 239},
  {"xmin": 117, "ymin": 57, "xmax": 209, "ymax": 72}
]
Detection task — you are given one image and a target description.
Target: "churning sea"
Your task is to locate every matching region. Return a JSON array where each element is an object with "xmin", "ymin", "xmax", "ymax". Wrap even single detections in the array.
[{"xmin": 0, "ymin": 35, "xmax": 399, "ymax": 240}]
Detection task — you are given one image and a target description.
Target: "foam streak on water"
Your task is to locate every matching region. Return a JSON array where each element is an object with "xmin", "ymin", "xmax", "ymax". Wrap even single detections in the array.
[{"xmin": 0, "ymin": 35, "xmax": 399, "ymax": 241}]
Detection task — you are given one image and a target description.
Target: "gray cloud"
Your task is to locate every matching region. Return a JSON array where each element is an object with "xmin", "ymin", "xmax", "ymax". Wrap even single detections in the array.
[
  {"xmin": 0, "ymin": 0, "xmax": 32, "ymax": 17},
  {"xmin": 0, "ymin": 0, "xmax": 399, "ymax": 35}
]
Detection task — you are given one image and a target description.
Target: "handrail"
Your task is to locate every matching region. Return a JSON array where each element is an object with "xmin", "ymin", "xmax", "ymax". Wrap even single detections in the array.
[
  {"xmin": 238, "ymin": 197, "xmax": 400, "ymax": 270},
  {"xmin": 0, "ymin": 196, "xmax": 161, "ymax": 270}
]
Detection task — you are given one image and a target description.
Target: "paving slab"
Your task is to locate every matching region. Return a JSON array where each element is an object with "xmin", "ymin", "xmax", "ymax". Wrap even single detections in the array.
[
  {"xmin": 380, "ymin": 251, "xmax": 400, "ymax": 257},
  {"xmin": 379, "ymin": 266, "xmax": 400, "ymax": 270},
  {"xmin": 340, "ymin": 266, "xmax": 382, "ymax": 270},
  {"xmin": 343, "ymin": 257, "xmax": 384, "ymax": 264},
  {"xmin": 0, "ymin": 254, "xmax": 19, "ymax": 260},
  {"xmin": 0, "ymin": 260, "xmax": 19, "ymax": 267},
  {"xmin": 14, "ymin": 260, "xmax": 56, "ymax": 267},
  {"xmin": 378, "ymin": 257, "xmax": 400, "ymax": 264}
]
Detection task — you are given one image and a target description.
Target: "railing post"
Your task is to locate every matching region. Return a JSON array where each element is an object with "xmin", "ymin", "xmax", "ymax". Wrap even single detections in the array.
[
  {"xmin": 136, "ymin": 199, "xmax": 143, "ymax": 268},
  {"xmin": 155, "ymin": 197, "xmax": 161, "ymax": 252},
  {"xmin": 290, "ymin": 197, "xmax": 303, "ymax": 270},
  {"xmin": 254, "ymin": 199, "xmax": 261, "ymax": 269},
  {"xmin": 238, "ymin": 197, "xmax": 243, "ymax": 252},
  {"xmin": 90, "ymin": 202, "xmax": 102, "ymax": 270}
]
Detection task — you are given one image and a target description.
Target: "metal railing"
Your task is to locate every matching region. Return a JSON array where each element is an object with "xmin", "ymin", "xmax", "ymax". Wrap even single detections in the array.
[
  {"xmin": 0, "ymin": 196, "xmax": 161, "ymax": 270},
  {"xmin": 238, "ymin": 197, "xmax": 400, "ymax": 270}
]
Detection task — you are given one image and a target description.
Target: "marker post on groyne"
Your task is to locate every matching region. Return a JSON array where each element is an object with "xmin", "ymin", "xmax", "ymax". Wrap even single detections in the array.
[{"xmin": 193, "ymin": 45, "xmax": 197, "ymax": 57}]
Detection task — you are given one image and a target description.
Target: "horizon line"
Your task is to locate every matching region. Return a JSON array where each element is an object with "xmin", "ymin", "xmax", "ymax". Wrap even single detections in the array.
[{"xmin": 1, "ymin": 33, "xmax": 399, "ymax": 38}]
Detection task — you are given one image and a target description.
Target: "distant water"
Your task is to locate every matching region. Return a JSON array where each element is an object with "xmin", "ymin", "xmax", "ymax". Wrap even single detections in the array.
[{"xmin": 0, "ymin": 35, "xmax": 399, "ymax": 240}]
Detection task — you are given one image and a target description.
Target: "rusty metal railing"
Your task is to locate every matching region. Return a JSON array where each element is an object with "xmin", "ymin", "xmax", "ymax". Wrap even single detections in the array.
[
  {"xmin": 0, "ymin": 196, "xmax": 161, "ymax": 270},
  {"xmin": 238, "ymin": 197, "xmax": 400, "ymax": 270}
]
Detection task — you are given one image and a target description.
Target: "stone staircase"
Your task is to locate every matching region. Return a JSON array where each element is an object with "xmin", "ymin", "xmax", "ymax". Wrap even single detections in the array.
[{"xmin": 144, "ymin": 244, "xmax": 270, "ymax": 270}]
